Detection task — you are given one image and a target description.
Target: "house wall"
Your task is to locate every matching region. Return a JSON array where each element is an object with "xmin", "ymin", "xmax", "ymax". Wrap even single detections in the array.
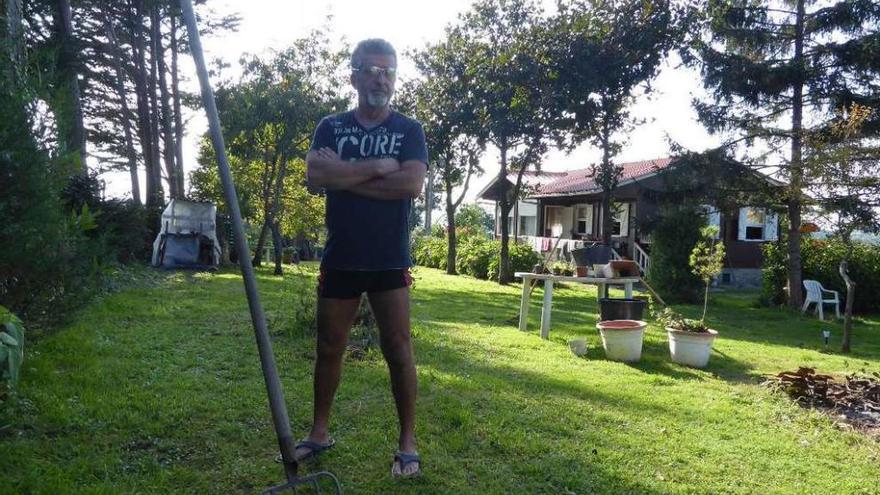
[
  {"xmin": 494, "ymin": 200, "xmax": 539, "ymax": 237},
  {"xmin": 720, "ymin": 210, "xmax": 766, "ymax": 269}
]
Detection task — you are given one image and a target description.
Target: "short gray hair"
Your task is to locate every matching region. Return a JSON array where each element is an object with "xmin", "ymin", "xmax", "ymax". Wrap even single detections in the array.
[{"xmin": 350, "ymin": 39, "xmax": 397, "ymax": 69}]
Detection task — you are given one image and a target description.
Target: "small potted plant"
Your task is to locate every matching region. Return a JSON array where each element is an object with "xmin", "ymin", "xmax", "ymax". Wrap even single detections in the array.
[{"xmin": 658, "ymin": 226, "xmax": 725, "ymax": 368}]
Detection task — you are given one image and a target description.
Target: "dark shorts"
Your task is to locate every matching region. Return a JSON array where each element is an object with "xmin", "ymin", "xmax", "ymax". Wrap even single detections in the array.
[{"xmin": 317, "ymin": 268, "xmax": 413, "ymax": 299}]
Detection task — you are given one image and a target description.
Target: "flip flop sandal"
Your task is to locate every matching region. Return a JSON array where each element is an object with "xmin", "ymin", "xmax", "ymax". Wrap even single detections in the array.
[
  {"xmin": 275, "ymin": 439, "xmax": 336, "ymax": 463},
  {"xmin": 391, "ymin": 451, "xmax": 421, "ymax": 478}
]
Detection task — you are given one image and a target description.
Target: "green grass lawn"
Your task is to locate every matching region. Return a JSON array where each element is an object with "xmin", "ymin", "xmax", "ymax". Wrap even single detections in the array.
[{"xmin": 2, "ymin": 264, "xmax": 879, "ymax": 494}]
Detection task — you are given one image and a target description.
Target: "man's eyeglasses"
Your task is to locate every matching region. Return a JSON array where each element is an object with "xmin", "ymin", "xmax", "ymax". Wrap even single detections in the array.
[{"xmin": 352, "ymin": 66, "xmax": 397, "ymax": 79}]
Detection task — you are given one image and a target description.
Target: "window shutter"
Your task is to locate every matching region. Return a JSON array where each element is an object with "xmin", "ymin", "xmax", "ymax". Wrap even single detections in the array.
[
  {"xmin": 620, "ymin": 203, "xmax": 629, "ymax": 236},
  {"xmin": 764, "ymin": 212, "xmax": 779, "ymax": 241},
  {"xmin": 737, "ymin": 208, "xmax": 748, "ymax": 241},
  {"xmin": 586, "ymin": 205, "xmax": 593, "ymax": 234}
]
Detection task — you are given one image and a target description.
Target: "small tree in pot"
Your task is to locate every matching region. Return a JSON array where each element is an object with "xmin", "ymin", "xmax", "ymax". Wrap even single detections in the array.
[{"xmin": 657, "ymin": 226, "xmax": 725, "ymax": 367}]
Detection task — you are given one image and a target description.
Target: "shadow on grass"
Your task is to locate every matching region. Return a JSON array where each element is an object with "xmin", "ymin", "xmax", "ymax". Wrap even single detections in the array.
[{"xmin": 413, "ymin": 282, "xmax": 758, "ymax": 383}]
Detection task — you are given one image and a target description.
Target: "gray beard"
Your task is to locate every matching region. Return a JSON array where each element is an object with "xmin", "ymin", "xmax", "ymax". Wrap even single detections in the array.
[{"xmin": 366, "ymin": 92, "xmax": 389, "ymax": 107}]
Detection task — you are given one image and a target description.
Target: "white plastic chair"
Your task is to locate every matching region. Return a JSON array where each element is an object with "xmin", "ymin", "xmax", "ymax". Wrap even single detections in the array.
[{"xmin": 801, "ymin": 280, "xmax": 841, "ymax": 320}]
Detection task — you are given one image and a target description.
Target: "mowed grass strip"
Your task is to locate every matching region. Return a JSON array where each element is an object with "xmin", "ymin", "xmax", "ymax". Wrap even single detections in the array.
[{"xmin": 2, "ymin": 264, "xmax": 878, "ymax": 494}]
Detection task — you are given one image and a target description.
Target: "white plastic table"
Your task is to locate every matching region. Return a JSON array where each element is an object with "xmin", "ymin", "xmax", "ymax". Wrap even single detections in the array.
[{"xmin": 514, "ymin": 272, "xmax": 640, "ymax": 339}]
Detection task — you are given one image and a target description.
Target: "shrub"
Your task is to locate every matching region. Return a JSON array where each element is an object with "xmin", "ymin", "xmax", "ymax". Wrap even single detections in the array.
[
  {"xmin": 760, "ymin": 239, "xmax": 788, "ymax": 306},
  {"xmin": 645, "ymin": 204, "xmax": 704, "ymax": 303},
  {"xmin": 456, "ymin": 235, "xmax": 494, "ymax": 279},
  {"xmin": 412, "ymin": 234, "xmax": 448, "ymax": 270},
  {"xmin": 0, "ymin": 83, "xmax": 98, "ymax": 323},
  {"xmin": 488, "ymin": 241, "xmax": 542, "ymax": 281},
  {"xmin": 413, "ymin": 230, "xmax": 541, "ymax": 282}
]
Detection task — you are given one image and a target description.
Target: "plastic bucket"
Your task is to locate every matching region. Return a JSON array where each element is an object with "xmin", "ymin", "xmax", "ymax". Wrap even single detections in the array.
[{"xmin": 599, "ymin": 298, "xmax": 647, "ymax": 321}]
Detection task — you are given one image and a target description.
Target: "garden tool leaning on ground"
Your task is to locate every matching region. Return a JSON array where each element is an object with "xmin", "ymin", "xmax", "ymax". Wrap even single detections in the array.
[{"xmin": 179, "ymin": 1, "xmax": 341, "ymax": 493}]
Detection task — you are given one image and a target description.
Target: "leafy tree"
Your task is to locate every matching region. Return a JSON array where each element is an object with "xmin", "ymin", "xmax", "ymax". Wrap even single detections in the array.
[
  {"xmin": 685, "ymin": 0, "xmax": 880, "ymax": 308},
  {"xmin": 192, "ymin": 31, "xmax": 348, "ymax": 274},
  {"xmin": 453, "ymin": 0, "xmax": 562, "ymax": 283},
  {"xmin": 551, "ymin": 0, "xmax": 682, "ymax": 244},
  {"xmin": 405, "ymin": 34, "xmax": 485, "ymax": 275},
  {"xmin": 455, "ymin": 203, "xmax": 494, "ymax": 235},
  {"xmin": 690, "ymin": 226, "xmax": 726, "ymax": 326}
]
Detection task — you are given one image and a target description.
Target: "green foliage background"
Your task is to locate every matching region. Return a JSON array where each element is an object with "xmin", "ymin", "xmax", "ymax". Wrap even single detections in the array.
[
  {"xmin": 645, "ymin": 204, "xmax": 704, "ymax": 303},
  {"xmin": 762, "ymin": 237, "xmax": 880, "ymax": 314}
]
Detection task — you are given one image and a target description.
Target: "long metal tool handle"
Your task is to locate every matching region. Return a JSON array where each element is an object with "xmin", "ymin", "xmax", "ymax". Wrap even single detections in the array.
[{"xmin": 178, "ymin": 0, "xmax": 299, "ymax": 480}]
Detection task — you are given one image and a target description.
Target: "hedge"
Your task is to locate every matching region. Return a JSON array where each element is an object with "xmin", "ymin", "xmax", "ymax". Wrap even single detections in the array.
[
  {"xmin": 762, "ymin": 237, "xmax": 880, "ymax": 313},
  {"xmin": 413, "ymin": 232, "xmax": 540, "ymax": 282}
]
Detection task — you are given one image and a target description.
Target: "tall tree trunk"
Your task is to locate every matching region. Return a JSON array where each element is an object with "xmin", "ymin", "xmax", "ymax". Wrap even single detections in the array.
[
  {"xmin": 252, "ymin": 154, "xmax": 282, "ymax": 265},
  {"xmin": 217, "ymin": 214, "xmax": 231, "ymax": 264},
  {"xmin": 424, "ymin": 165, "xmax": 434, "ymax": 234},
  {"xmin": 105, "ymin": 18, "xmax": 142, "ymax": 205},
  {"xmin": 600, "ymin": 112, "xmax": 614, "ymax": 246},
  {"xmin": 170, "ymin": 14, "xmax": 185, "ymax": 196},
  {"xmin": 254, "ymin": 156, "xmax": 289, "ymax": 266},
  {"xmin": 445, "ymin": 179, "xmax": 457, "ymax": 275},
  {"xmin": 132, "ymin": 0, "xmax": 161, "ymax": 212},
  {"xmin": 152, "ymin": 6, "xmax": 178, "ymax": 199},
  {"xmin": 498, "ymin": 145, "xmax": 512, "ymax": 284},
  {"xmin": 272, "ymin": 221, "xmax": 283, "ymax": 276},
  {"xmin": 5, "ymin": 0, "xmax": 23, "ymax": 84},
  {"xmin": 839, "ymin": 259, "xmax": 855, "ymax": 353},
  {"xmin": 253, "ymin": 220, "xmax": 270, "ymax": 266},
  {"xmin": 787, "ymin": 0, "xmax": 806, "ymax": 309},
  {"xmin": 148, "ymin": 5, "xmax": 163, "ymax": 208},
  {"xmin": 54, "ymin": 0, "xmax": 88, "ymax": 171}
]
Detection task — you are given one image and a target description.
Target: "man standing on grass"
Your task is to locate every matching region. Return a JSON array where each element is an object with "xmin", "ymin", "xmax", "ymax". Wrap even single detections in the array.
[{"xmin": 299, "ymin": 38, "xmax": 428, "ymax": 478}]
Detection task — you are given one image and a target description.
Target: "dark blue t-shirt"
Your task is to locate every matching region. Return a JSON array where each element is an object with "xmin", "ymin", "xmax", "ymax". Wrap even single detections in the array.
[{"xmin": 310, "ymin": 110, "xmax": 428, "ymax": 270}]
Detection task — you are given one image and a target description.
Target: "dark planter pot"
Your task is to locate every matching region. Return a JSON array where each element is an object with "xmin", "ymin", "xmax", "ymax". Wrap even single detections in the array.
[
  {"xmin": 572, "ymin": 244, "xmax": 613, "ymax": 267},
  {"xmin": 599, "ymin": 298, "xmax": 647, "ymax": 321}
]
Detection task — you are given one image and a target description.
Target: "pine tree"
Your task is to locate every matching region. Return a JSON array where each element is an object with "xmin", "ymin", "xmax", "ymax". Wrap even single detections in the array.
[{"xmin": 687, "ymin": 0, "xmax": 880, "ymax": 308}]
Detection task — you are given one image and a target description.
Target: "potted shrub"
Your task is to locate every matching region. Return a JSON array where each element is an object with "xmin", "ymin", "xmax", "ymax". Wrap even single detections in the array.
[{"xmin": 659, "ymin": 226, "xmax": 725, "ymax": 368}]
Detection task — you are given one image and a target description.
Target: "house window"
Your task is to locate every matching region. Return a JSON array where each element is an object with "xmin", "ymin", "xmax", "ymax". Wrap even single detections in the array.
[
  {"xmin": 745, "ymin": 208, "xmax": 765, "ymax": 240},
  {"xmin": 519, "ymin": 216, "xmax": 536, "ymax": 236},
  {"xmin": 737, "ymin": 207, "xmax": 778, "ymax": 242},
  {"xmin": 576, "ymin": 204, "xmax": 592, "ymax": 235}
]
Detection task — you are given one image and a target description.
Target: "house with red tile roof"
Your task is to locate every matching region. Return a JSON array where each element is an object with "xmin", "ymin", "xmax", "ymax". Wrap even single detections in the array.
[{"xmin": 477, "ymin": 157, "xmax": 782, "ymax": 287}]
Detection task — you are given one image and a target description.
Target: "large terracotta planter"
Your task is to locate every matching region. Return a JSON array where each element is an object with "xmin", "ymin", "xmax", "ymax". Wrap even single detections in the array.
[
  {"xmin": 666, "ymin": 327, "xmax": 718, "ymax": 368},
  {"xmin": 596, "ymin": 320, "xmax": 647, "ymax": 362}
]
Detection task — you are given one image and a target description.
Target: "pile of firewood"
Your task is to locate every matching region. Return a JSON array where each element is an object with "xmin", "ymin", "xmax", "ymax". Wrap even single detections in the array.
[{"xmin": 767, "ymin": 367, "xmax": 880, "ymax": 432}]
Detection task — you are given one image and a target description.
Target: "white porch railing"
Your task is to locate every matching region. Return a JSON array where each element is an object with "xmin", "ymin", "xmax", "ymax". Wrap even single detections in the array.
[
  {"xmin": 633, "ymin": 243, "xmax": 650, "ymax": 275},
  {"xmin": 611, "ymin": 245, "xmax": 650, "ymax": 276}
]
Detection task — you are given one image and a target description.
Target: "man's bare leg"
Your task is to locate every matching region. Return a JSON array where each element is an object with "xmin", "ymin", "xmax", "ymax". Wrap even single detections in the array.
[
  {"xmin": 368, "ymin": 287, "xmax": 419, "ymax": 476},
  {"xmin": 295, "ymin": 296, "xmax": 360, "ymax": 460}
]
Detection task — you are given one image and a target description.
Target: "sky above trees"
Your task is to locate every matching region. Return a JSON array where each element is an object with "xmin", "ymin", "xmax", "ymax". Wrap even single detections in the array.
[{"xmin": 103, "ymin": 0, "xmax": 720, "ymax": 203}]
